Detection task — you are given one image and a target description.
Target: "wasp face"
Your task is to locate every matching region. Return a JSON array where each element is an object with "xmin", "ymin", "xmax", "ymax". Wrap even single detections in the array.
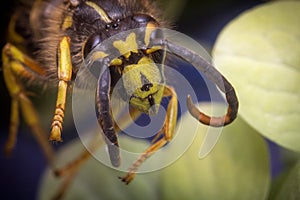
[{"xmin": 122, "ymin": 57, "xmax": 164, "ymax": 115}]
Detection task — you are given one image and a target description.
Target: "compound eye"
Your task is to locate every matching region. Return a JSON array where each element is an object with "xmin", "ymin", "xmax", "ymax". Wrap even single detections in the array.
[
  {"xmin": 84, "ymin": 34, "xmax": 102, "ymax": 58},
  {"xmin": 132, "ymin": 14, "xmax": 152, "ymax": 24}
]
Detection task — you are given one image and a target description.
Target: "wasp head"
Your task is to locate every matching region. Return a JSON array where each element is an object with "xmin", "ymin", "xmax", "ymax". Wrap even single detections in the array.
[{"xmin": 78, "ymin": 2, "xmax": 164, "ymax": 115}]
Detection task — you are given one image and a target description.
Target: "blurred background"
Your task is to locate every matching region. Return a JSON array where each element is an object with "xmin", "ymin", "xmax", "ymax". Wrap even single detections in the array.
[{"xmin": 0, "ymin": 0, "xmax": 282, "ymax": 199}]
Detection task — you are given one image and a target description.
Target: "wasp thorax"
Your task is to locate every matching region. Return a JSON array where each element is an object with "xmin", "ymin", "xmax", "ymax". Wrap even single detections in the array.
[{"xmin": 122, "ymin": 57, "xmax": 164, "ymax": 115}]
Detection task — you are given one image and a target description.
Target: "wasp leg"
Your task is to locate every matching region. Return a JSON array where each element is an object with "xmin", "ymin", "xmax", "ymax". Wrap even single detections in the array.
[
  {"xmin": 119, "ymin": 86, "xmax": 178, "ymax": 184},
  {"xmin": 54, "ymin": 105, "xmax": 142, "ymax": 176},
  {"xmin": 52, "ymin": 137, "xmax": 100, "ymax": 200},
  {"xmin": 52, "ymin": 107, "xmax": 142, "ymax": 177},
  {"xmin": 52, "ymin": 171, "xmax": 76, "ymax": 200},
  {"xmin": 4, "ymin": 98, "xmax": 19, "ymax": 156},
  {"xmin": 2, "ymin": 43, "xmax": 54, "ymax": 164},
  {"xmin": 52, "ymin": 106, "xmax": 142, "ymax": 199},
  {"xmin": 49, "ymin": 36, "xmax": 72, "ymax": 142}
]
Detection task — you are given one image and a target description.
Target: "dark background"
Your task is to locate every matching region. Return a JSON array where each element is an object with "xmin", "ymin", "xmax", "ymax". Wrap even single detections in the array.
[{"xmin": 0, "ymin": 0, "xmax": 281, "ymax": 199}]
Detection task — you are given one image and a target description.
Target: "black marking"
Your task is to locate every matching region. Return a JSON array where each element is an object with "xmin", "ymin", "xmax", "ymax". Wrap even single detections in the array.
[
  {"xmin": 140, "ymin": 72, "xmax": 153, "ymax": 91},
  {"xmin": 112, "ymin": 22, "xmax": 119, "ymax": 29},
  {"xmin": 148, "ymin": 94, "xmax": 155, "ymax": 107},
  {"xmin": 105, "ymin": 19, "xmax": 121, "ymax": 30}
]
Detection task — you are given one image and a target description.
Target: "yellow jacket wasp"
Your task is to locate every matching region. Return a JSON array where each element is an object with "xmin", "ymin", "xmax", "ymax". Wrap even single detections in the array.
[{"xmin": 2, "ymin": 0, "xmax": 238, "ymax": 188}]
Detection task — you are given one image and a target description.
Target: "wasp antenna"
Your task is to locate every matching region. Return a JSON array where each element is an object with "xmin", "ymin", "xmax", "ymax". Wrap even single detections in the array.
[
  {"xmin": 186, "ymin": 89, "xmax": 238, "ymax": 127},
  {"xmin": 156, "ymin": 39, "xmax": 239, "ymax": 127}
]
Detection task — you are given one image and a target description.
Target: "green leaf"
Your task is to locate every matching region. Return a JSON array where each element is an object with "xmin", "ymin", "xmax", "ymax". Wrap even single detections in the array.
[
  {"xmin": 212, "ymin": 1, "xmax": 300, "ymax": 151},
  {"xmin": 161, "ymin": 103, "xmax": 270, "ymax": 200},
  {"xmin": 38, "ymin": 104, "xmax": 270, "ymax": 200}
]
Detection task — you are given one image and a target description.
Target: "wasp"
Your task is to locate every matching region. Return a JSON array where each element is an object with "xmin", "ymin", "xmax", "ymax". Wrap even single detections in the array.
[{"xmin": 2, "ymin": 0, "xmax": 238, "ymax": 187}]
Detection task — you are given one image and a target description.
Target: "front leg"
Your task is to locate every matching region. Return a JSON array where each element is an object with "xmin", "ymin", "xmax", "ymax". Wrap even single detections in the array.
[
  {"xmin": 52, "ymin": 104, "xmax": 142, "ymax": 199},
  {"xmin": 120, "ymin": 86, "xmax": 178, "ymax": 184},
  {"xmin": 49, "ymin": 36, "xmax": 72, "ymax": 142}
]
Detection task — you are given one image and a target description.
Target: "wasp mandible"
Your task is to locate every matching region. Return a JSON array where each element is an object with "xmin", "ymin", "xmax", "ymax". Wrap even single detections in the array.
[{"xmin": 2, "ymin": 0, "xmax": 238, "ymax": 185}]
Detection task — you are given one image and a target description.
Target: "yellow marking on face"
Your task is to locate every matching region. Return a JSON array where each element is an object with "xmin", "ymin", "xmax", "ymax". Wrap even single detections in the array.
[
  {"xmin": 138, "ymin": 57, "xmax": 154, "ymax": 65},
  {"xmin": 90, "ymin": 51, "xmax": 109, "ymax": 60},
  {"xmin": 124, "ymin": 56, "xmax": 164, "ymax": 114},
  {"xmin": 110, "ymin": 58, "xmax": 123, "ymax": 66},
  {"xmin": 123, "ymin": 57, "xmax": 162, "ymax": 98},
  {"xmin": 62, "ymin": 15, "xmax": 73, "ymax": 30},
  {"xmin": 113, "ymin": 33, "xmax": 139, "ymax": 59},
  {"xmin": 144, "ymin": 22, "xmax": 157, "ymax": 47},
  {"xmin": 85, "ymin": 1, "xmax": 112, "ymax": 23},
  {"xmin": 146, "ymin": 46, "xmax": 162, "ymax": 54}
]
